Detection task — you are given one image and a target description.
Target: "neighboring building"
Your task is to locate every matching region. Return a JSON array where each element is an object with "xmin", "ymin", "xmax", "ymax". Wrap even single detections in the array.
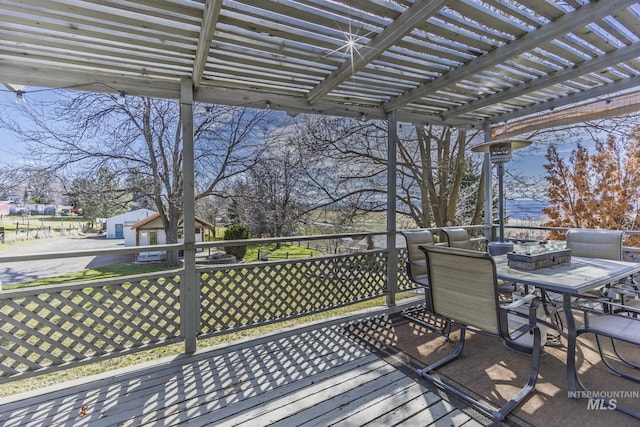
[
  {"xmin": 105, "ymin": 209, "xmax": 156, "ymax": 240},
  {"xmin": 0, "ymin": 202, "xmax": 10, "ymax": 216},
  {"xmin": 129, "ymin": 213, "xmax": 213, "ymax": 262}
]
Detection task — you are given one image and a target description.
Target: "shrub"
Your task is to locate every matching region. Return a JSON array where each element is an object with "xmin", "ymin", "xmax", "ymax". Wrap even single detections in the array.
[{"xmin": 223, "ymin": 224, "xmax": 249, "ymax": 260}]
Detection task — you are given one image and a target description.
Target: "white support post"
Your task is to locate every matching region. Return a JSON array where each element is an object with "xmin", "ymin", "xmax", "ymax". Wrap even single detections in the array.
[
  {"xmin": 386, "ymin": 111, "xmax": 398, "ymax": 306},
  {"xmin": 483, "ymin": 126, "xmax": 493, "ymax": 241},
  {"xmin": 180, "ymin": 77, "xmax": 198, "ymax": 354}
]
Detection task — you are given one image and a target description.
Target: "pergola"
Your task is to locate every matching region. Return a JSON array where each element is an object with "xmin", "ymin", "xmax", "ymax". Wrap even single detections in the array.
[
  {"xmin": 2, "ymin": 0, "xmax": 640, "ymax": 351},
  {"xmin": 2, "ymin": 0, "xmax": 640, "ymax": 129}
]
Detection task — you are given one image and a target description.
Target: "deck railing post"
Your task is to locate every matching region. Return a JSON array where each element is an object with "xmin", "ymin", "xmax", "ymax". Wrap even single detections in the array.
[{"xmin": 180, "ymin": 77, "xmax": 198, "ymax": 354}]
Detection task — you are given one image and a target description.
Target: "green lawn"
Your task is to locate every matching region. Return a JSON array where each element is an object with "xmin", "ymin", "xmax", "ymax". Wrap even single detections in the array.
[{"xmin": 2, "ymin": 263, "xmax": 169, "ymax": 290}]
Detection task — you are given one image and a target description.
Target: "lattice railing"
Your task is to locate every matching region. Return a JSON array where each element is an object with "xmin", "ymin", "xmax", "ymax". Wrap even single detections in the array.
[
  {"xmin": 0, "ymin": 270, "xmax": 182, "ymax": 382},
  {"xmin": 0, "ymin": 247, "xmax": 416, "ymax": 382},
  {"xmin": 396, "ymin": 247, "xmax": 416, "ymax": 291},
  {"xmin": 199, "ymin": 250, "xmax": 388, "ymax": 335}
]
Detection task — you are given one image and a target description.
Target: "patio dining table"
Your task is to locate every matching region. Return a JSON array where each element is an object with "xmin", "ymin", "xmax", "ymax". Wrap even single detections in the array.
[{"xmin": 492, "ymin": 254, "xmax": 640, "ymax": 393}]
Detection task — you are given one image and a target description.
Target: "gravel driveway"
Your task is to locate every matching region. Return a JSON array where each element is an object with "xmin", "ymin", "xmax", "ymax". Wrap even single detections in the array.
[{"xmin": 0, "ymin": 234, "xmax": 134, "ymax": 285}]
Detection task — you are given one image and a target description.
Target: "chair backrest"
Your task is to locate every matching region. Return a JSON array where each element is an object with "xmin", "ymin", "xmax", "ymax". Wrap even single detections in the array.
[
  {"xmin": 566, "ymin": 229, "xmax": 623, "ymax": 260},
  {"xmin": 442, "ymin": 228, "xmax": 475, "ymax": 250},
  {"xmin": 400, "ymin": 229, "xmax": 434, "ymax": 284},
  {"xmin": 422, "ymin": 245, "xmax": 501, "ymax": 334}
]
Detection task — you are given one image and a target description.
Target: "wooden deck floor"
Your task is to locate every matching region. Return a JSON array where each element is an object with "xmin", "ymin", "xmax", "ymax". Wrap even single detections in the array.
[{"xmin": 0, "ymin": 306, "xmax": 485, "ymax": 427}]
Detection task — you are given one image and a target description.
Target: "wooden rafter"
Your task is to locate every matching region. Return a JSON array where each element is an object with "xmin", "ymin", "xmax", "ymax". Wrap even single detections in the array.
[
  {"xmin": 193, "ymin": 0, "xmax": 223, "ymax": 88},
  {"xmin": 383, "ymin": 0, "xmax": 638, "ymax": 112},
  {"xmin": 0, "ymin": 0, "xmax": 639, "ymax": 128},
  {"xmin": 305, "ymin": 0, "xmax": 451, "ymax": 105}
]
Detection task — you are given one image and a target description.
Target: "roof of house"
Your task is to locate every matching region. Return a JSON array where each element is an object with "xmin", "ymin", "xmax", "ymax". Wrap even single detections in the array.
[
  {"xmin": 130, "ymin": 213, "xmax": 214, "ymax": 230},
  {"xmin": 107, "ymin": 209, "xmax": 157, "ymax": 222}
]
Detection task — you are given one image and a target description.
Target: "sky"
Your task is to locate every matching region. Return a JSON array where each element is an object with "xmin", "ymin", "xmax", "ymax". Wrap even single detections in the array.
[{"xmin": 0, "ymin": 85, "xmax": 622, "ymax": 188}]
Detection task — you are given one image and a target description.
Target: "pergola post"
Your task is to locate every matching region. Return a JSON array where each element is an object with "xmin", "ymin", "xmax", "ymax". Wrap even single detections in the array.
[
  {"xmin": 386, "ymin": 111, "xmax": 398, "ymax": 306},
  {"xmin": 483, "ymin": 126, "xmax": 493, "ymax": 242},
  {"xmin": 180, "ymin": 77, "xmax": 198, "ymax": 354}
]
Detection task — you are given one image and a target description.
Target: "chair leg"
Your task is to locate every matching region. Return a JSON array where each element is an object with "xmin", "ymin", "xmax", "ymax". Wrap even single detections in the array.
[
  {"xmin": 402, "ymin": 303, "xmax": 451, "ymax": 341},
  {"xmin": 610, "ymin": 338, "xmax": 640, "ymax": 371},
  {"xmin": 596, "ymin": 336, "xmax": 640, "ymax": 381},
  {"xmin": 417, "ymin": 327, "xmax": 541, "ymax": 421},
  {"xmin": 417, "ymin": 327, "xmax": 466, "ymax": 376},
  {"xmin": 498, "ymin": 326, "xmax": 541, "ymax": 419},
  {"xmin": 574, "ymin": 333, "xmax": 640, "ymax": 419}
]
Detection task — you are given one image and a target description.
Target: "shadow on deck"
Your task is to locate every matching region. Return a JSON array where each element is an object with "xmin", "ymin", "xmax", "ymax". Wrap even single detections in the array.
[{"xmin": 1, "ymin": 300, "xmax": 638, "ymax": 426}]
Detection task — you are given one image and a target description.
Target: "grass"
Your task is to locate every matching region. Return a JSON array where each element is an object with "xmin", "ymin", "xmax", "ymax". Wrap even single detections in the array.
[
  {"xmin": 0, "ymin": 214, "xmax": 86, "ymax": 231},
  {"xmin": 1, "ymin": 263, "xmax": 170, "ymax": 290},
  {"xmin": 244, "ymin": 242, "xmax": 318, "ymax": 260},
  {"xmin": 0, "ymin": 291, "xmax": 418, "ymax": 398}
]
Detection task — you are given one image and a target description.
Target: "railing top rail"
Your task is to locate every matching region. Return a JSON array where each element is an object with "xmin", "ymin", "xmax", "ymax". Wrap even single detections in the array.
[
  {"xmin": 0, "ymin": 231, "xmax": 388, "ymax": 264},
  {"xmin": 0, "ymin": 243, "xmax": 184, "ymax": 264},
  {"xmin": 196, "ymin": 231, "xmax": 386, "ymax": 249},
  {"xmin": 501, "ymin": 224, "xmax": 640, "ymax": 237}
]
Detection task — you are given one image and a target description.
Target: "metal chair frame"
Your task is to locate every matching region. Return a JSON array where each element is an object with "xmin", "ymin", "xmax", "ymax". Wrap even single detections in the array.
[
  {"xmin": 400, "ymin": 229, "xmax": 450, "ymax": 337},
  {"xmin": 417, "ymin": 245, "xmax": 541, "ymax": 421},
  {"xmin": 575, "ymin": 298, "xmax": 640, "ymax": 419}
]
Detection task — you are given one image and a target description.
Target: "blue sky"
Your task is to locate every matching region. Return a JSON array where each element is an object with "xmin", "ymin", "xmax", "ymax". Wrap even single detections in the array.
[{"xmin": 0, "ymin": 86, "xmax": 607, "ymax": 182}]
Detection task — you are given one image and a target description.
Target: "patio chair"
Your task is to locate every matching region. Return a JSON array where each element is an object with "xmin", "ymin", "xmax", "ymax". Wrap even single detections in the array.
[
  {"xmin": 400, "ymin": 229, "xmax": 450, "ymax": 336},
  {"xmin": 442, "ymin": 227, "xmax": 516, "ymax": 296},
  {"xmin": 416, "ymin": 245, "xmax": 541, "ymax": 421},
  {"xmin": 442, "ymin": 227, "xmax": 475, "ymax": 250},
  {"xmin": 566, "ymin": 229, "xmax": 634, "ymax": 309},
  {"xmin": 574, "ymin": 298, "xmax": 640, "ymax": 419},
  {"xmin": 401, "ymin": 229, "xmax": 434, "ymax": 295}
]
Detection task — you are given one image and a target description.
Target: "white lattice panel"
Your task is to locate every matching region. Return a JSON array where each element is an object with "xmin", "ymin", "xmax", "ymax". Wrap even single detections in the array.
[
  {"xmin": 0, "ymin": 271, "xmax": 182, "ymax": 381},
  {"xmin": 199, "ymin": 251, "xmax": 388, "ymax": 334}
]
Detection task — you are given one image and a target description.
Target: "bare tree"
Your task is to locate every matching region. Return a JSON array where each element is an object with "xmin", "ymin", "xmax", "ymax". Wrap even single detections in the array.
[
  {"xmin": 290, "ymin": 116, "xmax": 484, "ymax": 228},
  {"xmin": 0, "ymin": 91, "xmax": 271, "ymax": 265},
  {"xmin": 246, "ymin": 145, "xmax": 304, "ymax": 239}
]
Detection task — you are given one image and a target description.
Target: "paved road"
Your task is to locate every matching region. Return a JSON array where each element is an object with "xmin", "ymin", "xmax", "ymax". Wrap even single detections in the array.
[{"xmin": 0, "ymin": 234, "xmax": 133, "ymax": 285}]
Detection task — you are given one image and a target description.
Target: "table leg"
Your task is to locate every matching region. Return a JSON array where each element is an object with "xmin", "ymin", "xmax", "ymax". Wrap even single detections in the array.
[{"xmin": 564, "ymin": 292, "xmax": 577, "ymax": 392}]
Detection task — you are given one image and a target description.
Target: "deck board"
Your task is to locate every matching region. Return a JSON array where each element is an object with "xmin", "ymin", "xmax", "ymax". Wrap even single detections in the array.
[{"xmin": 0, "ymin": 311, "xmax": 476, "ymax": 427}]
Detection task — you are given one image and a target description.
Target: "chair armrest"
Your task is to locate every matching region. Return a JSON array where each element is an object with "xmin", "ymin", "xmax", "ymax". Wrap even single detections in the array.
[
  {"xmin": 502, "ymin": 293, "xmax": 537, "ymax": 310},
  {"xmin": 501, "ymin": 294, "xmax": 540, "ymax": 341},
  {"xmin": 610, "ymin": 282, "xmax": 640, "ymax": 297},
  {"xmin": 576, "ymin": 295, "xmax": 640, "ymax": 316},
  {"xmin": 578, "ymin": 312, "xmax": 640, "ymax": 346}
]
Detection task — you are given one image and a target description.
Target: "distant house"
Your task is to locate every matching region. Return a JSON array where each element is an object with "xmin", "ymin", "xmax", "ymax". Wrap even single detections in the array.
[
  {"xmin": 129, "ymin": 213, "xmax": 213, "ymax": 262},
  {"xmin": 105, "ymin": 209, "xmax": 156, "ymax": 240},
  {"xmin": 0, "ymin": 202, "xmax": 10, "ymax": 216}
]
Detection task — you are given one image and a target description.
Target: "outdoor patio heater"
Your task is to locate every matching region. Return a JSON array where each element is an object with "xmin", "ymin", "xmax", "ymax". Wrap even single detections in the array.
[{"xmin": 472, "ymin": 138, "xmax": 531, "ymax": 255}]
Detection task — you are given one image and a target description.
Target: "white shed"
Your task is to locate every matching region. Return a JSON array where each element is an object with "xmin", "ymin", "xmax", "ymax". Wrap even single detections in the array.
[
  {"xmin": 105, "ymin": 209, "xmax": 156, "ymax": 240},
  {"xmin": 129, "ymin": 213, "xmax": 213, "ymax": 262}
]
